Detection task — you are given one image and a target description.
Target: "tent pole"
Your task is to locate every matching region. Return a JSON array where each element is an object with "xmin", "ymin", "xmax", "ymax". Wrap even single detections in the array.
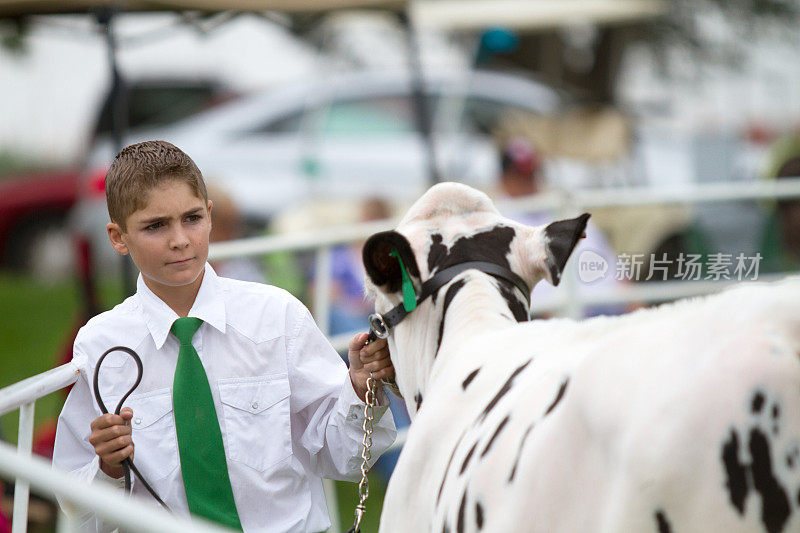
[
  {"xmin": 97, "ymin": 7, "xmax": 136, "ymax": 297},
  {"xmin": 398, "ymin": 9, "xmax": 440, "ymax": 185}
]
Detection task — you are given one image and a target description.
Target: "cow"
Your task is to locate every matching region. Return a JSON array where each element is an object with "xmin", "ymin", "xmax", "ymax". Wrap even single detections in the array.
[{"xmin": 361, "ymin": 182, "xmax": 800, "ymax": 533}]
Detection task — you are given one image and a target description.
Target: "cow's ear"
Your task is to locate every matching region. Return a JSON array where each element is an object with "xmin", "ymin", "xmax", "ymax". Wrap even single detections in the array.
[
  {"xmin": 363, "ymin": 230, "xmax": 421, "ymax": 293},
  {"xmin": 542, "ymin": 213, "xmax": 590, "ymax": 286}
]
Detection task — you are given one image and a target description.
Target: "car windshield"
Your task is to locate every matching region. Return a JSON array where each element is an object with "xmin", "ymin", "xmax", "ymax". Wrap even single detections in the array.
[{"xmin": 93, "ymin": 83, "xmax": 232, "ymax": 139}]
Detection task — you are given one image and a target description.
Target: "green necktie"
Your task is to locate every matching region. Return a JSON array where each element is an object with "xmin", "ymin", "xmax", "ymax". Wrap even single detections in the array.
[{"xmin": 171, "ymin": 317, "xmax": 242, "ymax": 531}]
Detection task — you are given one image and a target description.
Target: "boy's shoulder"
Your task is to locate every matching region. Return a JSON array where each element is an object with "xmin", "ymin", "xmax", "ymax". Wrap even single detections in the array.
[
  {"xmin": 217, "ymin": 276, "xmax": 300, "ymax": 307},
  {"xmin": 216, "ymin": 276, "xmax": 310, "ymax": 337},
  {"xmin": 73, "ymin": 296, "xmax": 148, "ymax": 363}
]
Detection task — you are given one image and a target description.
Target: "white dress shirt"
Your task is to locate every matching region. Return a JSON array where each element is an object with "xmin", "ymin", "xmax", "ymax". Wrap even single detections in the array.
[{"xmin": 53, "ymin": 264, "xmax": 396, "ymax": 532}]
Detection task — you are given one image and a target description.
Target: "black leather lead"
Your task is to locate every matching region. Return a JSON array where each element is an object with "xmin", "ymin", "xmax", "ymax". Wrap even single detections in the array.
[
  {"xmin": 379, "ymin": 261, "xmax": 531, "ymax": 331},
  {"xmin": 93, "ymin": 346, "xmax": 170, "ymax": 510}
]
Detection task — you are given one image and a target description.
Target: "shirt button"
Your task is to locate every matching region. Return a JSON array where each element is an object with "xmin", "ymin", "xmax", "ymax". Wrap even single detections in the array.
[
  {"xmin": 251, "ymin": 402, "xmax": 259, "ymax": 410},
  {"xmin": 134, "ymin": 418, "xmax": 142, "ymax": 425}
]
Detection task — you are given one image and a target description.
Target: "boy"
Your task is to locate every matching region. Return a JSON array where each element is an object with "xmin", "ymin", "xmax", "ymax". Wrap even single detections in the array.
[{"xmin": 53, "ymin": 141, "xmax": 397, "ymax": 532}]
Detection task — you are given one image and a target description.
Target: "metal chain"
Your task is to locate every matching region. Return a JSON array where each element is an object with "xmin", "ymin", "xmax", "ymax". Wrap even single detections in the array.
[{"xmin": 349, "ymin": 372, "xmax": 377, "ymax": 533}]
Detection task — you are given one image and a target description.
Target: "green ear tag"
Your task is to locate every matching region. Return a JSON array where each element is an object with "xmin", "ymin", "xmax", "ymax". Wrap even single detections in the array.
[{"xmin": 390, "ymin": 249, "xmax": 417, "ymax": 313}]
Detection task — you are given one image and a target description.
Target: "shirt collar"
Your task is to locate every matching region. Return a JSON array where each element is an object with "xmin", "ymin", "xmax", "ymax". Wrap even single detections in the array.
[{"xmin": 136, "ymin": 263, "xmax": 227, "ymax": 350}]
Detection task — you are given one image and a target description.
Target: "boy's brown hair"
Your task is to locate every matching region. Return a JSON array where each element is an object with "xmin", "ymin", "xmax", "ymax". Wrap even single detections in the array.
[{"xmin": 105, "ymin": 140, "xmax": 208, "ymax": 230}]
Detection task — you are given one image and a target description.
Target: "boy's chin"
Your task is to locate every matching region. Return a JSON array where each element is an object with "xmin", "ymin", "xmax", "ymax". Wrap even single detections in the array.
[{"xmin": 145, "ymin": 267, "xmax": 205, "ymax": 289}]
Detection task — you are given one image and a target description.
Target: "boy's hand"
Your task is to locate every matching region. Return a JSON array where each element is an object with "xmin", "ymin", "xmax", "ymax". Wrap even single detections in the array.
[
  {"xmin": 89, "ymin": 407, "xmax": 134, "ymax": 479},
  {"xmin": 348, "ymin": 333, "xmax": 394, "ymax": 402}
]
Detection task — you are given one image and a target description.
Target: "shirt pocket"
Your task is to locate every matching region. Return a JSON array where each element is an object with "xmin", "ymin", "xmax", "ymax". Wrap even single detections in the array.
[
  {"xmin": 218, "ymin": 374, "xmax": 291, "ymax": 472},
  {"xmin": 124, "ymin": 389, "xmax": 179, "ymax": 482}
]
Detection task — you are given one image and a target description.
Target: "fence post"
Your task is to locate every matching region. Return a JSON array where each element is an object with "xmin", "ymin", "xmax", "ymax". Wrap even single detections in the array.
[
  {"xmin": 313, "ymin": 246, "xmax": 333, "ymax": 337},
  {"xmin": 311, "ymin": 246, "xmax": 341, "ymax": 532},
  {"xmin": 323, "ymin": 479, "xmax": 341, "ymax": 533},
  {"xmin": 12, "ymin": 401, "xmax": 35, "ymax": 533},
  {"xmin": 555, "ymin": 191, "xmax": 583, "ymax": 319}
]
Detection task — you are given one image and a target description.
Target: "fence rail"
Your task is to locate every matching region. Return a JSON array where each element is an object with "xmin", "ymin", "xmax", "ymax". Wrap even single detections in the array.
[{"xmin": 1, "ymin": 178, "xmax": 799, "ymax": 532}]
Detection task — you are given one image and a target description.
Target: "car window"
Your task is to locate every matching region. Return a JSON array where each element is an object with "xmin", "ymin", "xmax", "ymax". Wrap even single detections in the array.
[
  {"xmin": 322, "ymin": 97, "xmax": 414, "ymax": 136},
  {"xmin": 253, "ymin": 112, "xmax": 304, "ymax": 134},
  {"xmin": 94, "ymin": 84, "xmax": 229, "ymax": 138},
  {"xmin": 247, "ymin": 96, "xmax": 426, "ymax": 137}
]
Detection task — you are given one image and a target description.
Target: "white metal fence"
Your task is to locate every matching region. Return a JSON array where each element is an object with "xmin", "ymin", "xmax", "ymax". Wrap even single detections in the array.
[{"xmin": 1, "ymin": 178, "xmax": 799, "ymax": 532}]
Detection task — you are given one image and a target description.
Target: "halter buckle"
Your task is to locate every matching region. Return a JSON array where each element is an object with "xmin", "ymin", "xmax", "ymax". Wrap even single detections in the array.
[{"xmin": 368, "ymin": 313, "xmax": 389, "ymax": 339}]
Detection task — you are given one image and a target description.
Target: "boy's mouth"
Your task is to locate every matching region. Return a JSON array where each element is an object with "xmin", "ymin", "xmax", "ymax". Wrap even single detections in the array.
[{"xmin": 168, "ymin": 257, "xmax": 194, "ymax": 265}]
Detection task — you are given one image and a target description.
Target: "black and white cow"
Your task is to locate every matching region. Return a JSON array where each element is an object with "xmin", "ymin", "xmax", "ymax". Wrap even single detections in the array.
[{"xmin": 362, "ymin": 182, "xmax": 800, "ymax": 533}]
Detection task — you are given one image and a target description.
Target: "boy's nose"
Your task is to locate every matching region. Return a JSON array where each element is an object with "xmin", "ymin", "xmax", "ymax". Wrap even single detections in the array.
[{"xmin": 169, "ymin": 228, "xmax": 191, "ymax": 249}]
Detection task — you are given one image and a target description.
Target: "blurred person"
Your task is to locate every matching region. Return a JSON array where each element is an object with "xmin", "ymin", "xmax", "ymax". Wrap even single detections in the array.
[
  {"xmin": 207, "ymin": 183, "xmax": 267, "ymax": 284},
  {"xmin": 328, "ymin": 198, "xmax": 391, "ymax": 336},
  {"xmin": 760, "ymin": 134, "xmax": 800, "ymax": 273},
  {"xmin": 497, "ymin": 137, "xmax": 624, "ymax": 316},
  {"xmin": 0, "ymin": 491, "xmax": 8, "ymax": 533}
]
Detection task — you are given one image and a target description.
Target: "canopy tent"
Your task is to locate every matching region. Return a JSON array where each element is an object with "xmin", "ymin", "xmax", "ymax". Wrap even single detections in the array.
[
  {"xmin": 410, "ymin": 0, "xmax": 666, "ymax": 32},
  {"xmin": 0, "ymin": 0, "xmax": 405, "ymax": 17},
  {"xmin": 0, "ymin": 0, "xmax": 436, "ymax": 306},
  {"xmin": 408, "ymin": 0, "xmax": 667, "ymax": 106}
]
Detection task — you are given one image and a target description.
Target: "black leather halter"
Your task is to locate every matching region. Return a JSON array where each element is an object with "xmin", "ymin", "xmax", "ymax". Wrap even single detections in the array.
[{"xmin": 368, "ymin": 261, "xmax": 530, "ymax": 340}]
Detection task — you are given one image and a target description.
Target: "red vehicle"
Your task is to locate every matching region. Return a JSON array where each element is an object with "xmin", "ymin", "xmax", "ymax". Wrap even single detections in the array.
[
  {"xmin": 0, "ymin": 78, "xmax": 236, "ymax": 279},
  {"xmin": 0, "ymin": 169, "xmax": 80, "ymax": 277}
]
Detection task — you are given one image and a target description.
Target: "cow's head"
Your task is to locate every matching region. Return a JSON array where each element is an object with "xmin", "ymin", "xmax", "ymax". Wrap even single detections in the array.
[{"xmin": 363, "ymin": 183, "xmax": 588, "ymax": 416}]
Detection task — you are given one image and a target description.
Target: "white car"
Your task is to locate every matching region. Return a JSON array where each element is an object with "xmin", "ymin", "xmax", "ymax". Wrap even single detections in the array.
[{"xmin": 84, "ymin": 69, "xmax": 565, "ymax": 222}]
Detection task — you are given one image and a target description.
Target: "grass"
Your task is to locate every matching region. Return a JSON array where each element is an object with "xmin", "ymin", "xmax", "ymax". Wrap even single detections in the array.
[
  {"xmin": 0, "ymin": 272, "xmax": 81, "ymax": 441},
  {"xmin": 0, "ymin": 271, "xmax": 389, "ymax": 531}
]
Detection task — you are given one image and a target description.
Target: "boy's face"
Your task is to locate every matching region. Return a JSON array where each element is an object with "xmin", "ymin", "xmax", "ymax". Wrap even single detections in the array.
[{"xmin": 107, "ymin": 180, "xmax": 212, "ymax": 297}]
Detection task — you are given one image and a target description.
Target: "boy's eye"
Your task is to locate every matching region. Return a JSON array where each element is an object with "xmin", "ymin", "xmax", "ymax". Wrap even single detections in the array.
[
  {"xmin": 145, "ymin": 221, "xmax": 164, "ymax": 231},
  {"xmin": 185, "ymin": 214, "xmax": 202, "ymax": 223}
]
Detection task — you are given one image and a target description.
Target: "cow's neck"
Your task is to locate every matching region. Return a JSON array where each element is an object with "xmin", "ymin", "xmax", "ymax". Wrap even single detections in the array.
[
  {"xmin": 437, "ymin": 275, "xmax": 521, "ymax": 351},
  {"xmin": 396, "ymin": 274, "xmax": 525, "ymax": 417}
]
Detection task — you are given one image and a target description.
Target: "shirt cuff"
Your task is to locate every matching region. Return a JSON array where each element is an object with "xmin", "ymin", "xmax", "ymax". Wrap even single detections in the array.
[
  {"xmin": 92, "ymin": 456, "xmax": 127, "ymax": 490},
  {"xmin": 342, "ymin": 376, "xmax": 390, "ymax": 424}
]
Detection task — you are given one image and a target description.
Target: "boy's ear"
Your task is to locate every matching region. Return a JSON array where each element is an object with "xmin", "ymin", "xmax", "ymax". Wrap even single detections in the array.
[
  {"xmin": 363, "ymin": 230, "xmax": 420, "ymax": 294},
  {"xmin": 107, "ymin": 222, "xmax": 129, "ymax": 256}
]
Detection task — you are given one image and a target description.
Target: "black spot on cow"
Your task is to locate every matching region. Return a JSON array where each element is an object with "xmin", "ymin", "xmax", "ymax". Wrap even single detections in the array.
[
  {"xmin": 456, "ymin": 490, "xmax": 467, "ymax": 533},
  {"xmin": 787, "ymin": 455, "xmax": 794, "ymax": 469},
  {"xmin": 475, "ymin": 501, "xmax": 484, "ymax": 530},
  {"xmin": 428, "ymin": 233, "xmax": 448, "ymax": 280},
  {"xmin": 752, "ymin": 392, "xmax": 765, "ymax": 413},
  {"xmin": 460, "ymin": 441, "xmax": 479, "ymax": 475},
  {"xmin": 497, "ymin": 278, "xmax": 529, "ymax": 322},
  {"xmin": 509, "ymin": 424, "xmax": 535, "ymax": 482},
  {"xmin": 462, "ymin": 368, "xmax": 481, "ymax": 391},
  {"xmin": 415, "ymin": 392, "xmax": 423, "ymax": 412},
  {"xmin": 437, "ymin": 278, "xmax": 467, "ymax": 353},
  {"xmin": 748, "ymin": 427, "xmax": 791, "ymax": 533},
  {"xmin": 428, "ymin": 226, "xmax": 517, "ymax": 276},
  {"xmin": 722, "ymin": 429, "xmax": 749, "ymax": 515},
  {"xmin": 438, "ymin": 430, "xmax": 467, "ymax": 507},
  {"xmin": 543, "ymin": 214, "xmax": 590, "ymax": 285},
  {"xmin": 654, "ymin": 510, "xmax": 672, "ymax": 533},
  {"xmin": 481, "ymin": 416, "xmax": 510, "ymax": 458},
  {"xmin": 481, "ymin": 359, "xmax": 532, "ymax": 419},
  {"xmin": 771, "ymin": 404, "xmax": 780, "ymax": 420},
  {"xmin": 544, "ymin": 379, "xmax": 570, "ymax": 416}
]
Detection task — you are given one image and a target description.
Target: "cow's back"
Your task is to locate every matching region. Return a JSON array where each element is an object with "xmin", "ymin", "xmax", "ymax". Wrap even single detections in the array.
[{"xmin": 382, "ymin": 277, "xmax": 800, "ymax": 532}]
